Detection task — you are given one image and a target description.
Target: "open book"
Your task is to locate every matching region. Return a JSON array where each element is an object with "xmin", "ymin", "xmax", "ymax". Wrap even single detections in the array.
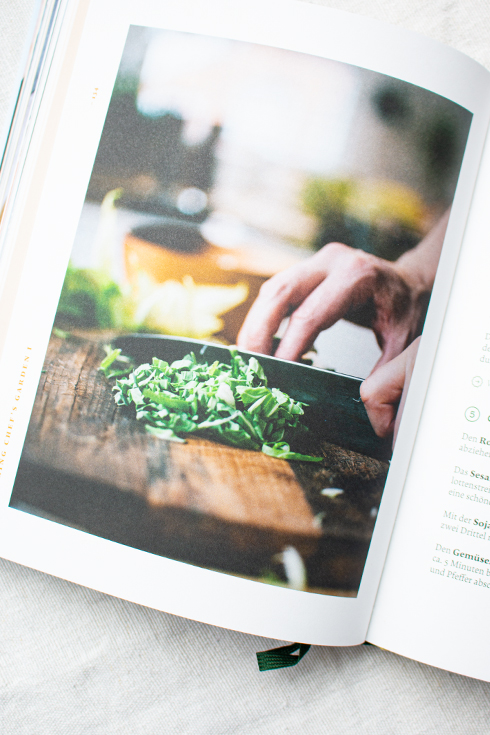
[{"xmin": 2, "ymin": 0, "xmax": 490, "ymax": 681}]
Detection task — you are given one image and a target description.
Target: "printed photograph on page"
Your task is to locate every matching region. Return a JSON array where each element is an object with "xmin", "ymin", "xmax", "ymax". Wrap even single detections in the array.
[{"xmin": 9, "ymin": 27, "xmax": 472, "ymax": 596}]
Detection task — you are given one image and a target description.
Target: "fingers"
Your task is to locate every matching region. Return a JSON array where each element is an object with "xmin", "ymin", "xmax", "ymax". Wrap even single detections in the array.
[
  {"xmin": 373, "ymin": 325, "xmax": 413, "ymax": 369},
  {"xmin": 360, "ymin": 356, "xmax": 405, "ymax": 438},
  {"xmin": 237, "ymin": 256, "xmax": 330, "ymax": 355},
  {"xmin": 238, "ymin": 239, "xmax": 424, "ymax": 375},
  {"xmin": 274, "ymin": 269, "xmax": 365, "ymax": 361},
  {"xmin": 393, "ymin": 337, "xmax": 420, "ymax": 442},
  {"xmin": 238, "ymin": 243, "xmax": 374, "ymax": 359},
  {"xmin": 360, "ymin": 337, "xmax": 420, "ymax": 440}
]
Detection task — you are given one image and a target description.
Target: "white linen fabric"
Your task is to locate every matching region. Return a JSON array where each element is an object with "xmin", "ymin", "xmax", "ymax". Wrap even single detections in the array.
[{"xmin": 1, "ymin": 0, "xmax": 490, "ymax": 732}]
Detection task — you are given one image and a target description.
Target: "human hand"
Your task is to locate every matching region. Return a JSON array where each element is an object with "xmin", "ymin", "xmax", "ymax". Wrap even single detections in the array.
[
  {"xmin": 360, "ymin": 336, "xmax": 420, "ymax": 443},
  {"xmin": 237, "ymin": 242, "xmax": 428, "ymax": 367},
  {"xmin": 237, "ymin": 210, "xmax": 448, "ymax": 368}
]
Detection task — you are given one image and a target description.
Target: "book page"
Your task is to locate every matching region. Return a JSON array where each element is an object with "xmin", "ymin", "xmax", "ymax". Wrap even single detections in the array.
[
  {"xmin": 0, "ymin": 0, "xmax": 488, "ymax": 645},
  {"xmin": 367, "ymin": 131, "xmax": 490, "ymax": 680}
]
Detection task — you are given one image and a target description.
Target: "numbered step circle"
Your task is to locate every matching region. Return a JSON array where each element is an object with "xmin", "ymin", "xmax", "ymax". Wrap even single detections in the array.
[{"xmin": 465, "ymin": 406, "xmax": 480, "ymax": 422}]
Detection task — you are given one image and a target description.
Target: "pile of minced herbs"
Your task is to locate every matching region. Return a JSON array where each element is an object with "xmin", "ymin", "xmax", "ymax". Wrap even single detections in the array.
[{"xmin": 100, "ymin": 346, "xmax": 322, "ymax": 462}]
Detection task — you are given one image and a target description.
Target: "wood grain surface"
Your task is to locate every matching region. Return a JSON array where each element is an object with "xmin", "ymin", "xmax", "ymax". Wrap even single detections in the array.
[{"xmin": 11, "ymin": 332, "xmax": 389, "ymax": 594}]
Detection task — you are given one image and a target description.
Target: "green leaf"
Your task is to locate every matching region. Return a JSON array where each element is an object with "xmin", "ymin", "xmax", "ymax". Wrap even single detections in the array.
[
  {"xmin": 261, "ymin": 442, "xmax": 322, "ymax": 463},
  {"xmin": 99, "ymin": 348, "xmax": 122, "ymax": 371},
  {"xmin": 145, "ymin": 425, "xmax": 186, "ymax": 442}
]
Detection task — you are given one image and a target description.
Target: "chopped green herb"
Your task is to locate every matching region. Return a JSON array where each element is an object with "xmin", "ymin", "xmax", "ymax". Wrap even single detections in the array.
[
  {"xmin": 108, "ymin": 347, "xmax": 322, "ymax": 462},
  {"xmin": 261, "ymin": 442, "xmax": 322, "ymax": 462},
  {"xmin": 98, "ymin": 345, "xmax": 134, "ymax": 379}
]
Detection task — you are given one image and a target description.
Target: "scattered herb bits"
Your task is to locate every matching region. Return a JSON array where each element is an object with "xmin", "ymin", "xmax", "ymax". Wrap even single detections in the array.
[
  {"xmin": 108, "ymin": 347, "xmax": 322, "ymax": 462},
  {"xmin": 98, "ymin": 346, "xmax": 134, "ymax": 379}
]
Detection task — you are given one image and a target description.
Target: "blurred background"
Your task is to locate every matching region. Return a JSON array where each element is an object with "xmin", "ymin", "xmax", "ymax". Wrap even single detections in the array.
[{"xmin": 60, "ymin": 26, "xmax": 472, "ymax": 377}]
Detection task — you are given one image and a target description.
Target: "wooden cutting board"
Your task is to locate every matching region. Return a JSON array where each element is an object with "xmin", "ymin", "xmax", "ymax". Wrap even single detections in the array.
[{"xmin": 11, "ymin": 332, "xmax": 389, "ymax": 594}]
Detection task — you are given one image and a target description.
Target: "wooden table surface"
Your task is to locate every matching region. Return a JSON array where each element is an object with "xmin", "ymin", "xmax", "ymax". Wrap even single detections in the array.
[{"xmin": 11, "ymin": 332, "xmax": 390, "ymax": 595}]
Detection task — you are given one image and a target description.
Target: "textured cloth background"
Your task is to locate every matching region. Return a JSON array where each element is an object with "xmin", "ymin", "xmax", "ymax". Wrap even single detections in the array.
[{"xmin": 2, "ymin": 0, "xmax": 490, "ymax": 732}]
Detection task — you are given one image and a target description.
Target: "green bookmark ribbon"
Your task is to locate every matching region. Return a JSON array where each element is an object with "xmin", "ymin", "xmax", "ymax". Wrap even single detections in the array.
[{"xmin": 256, "ymin": 642, "xmax": 311, "ymax": 671}]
